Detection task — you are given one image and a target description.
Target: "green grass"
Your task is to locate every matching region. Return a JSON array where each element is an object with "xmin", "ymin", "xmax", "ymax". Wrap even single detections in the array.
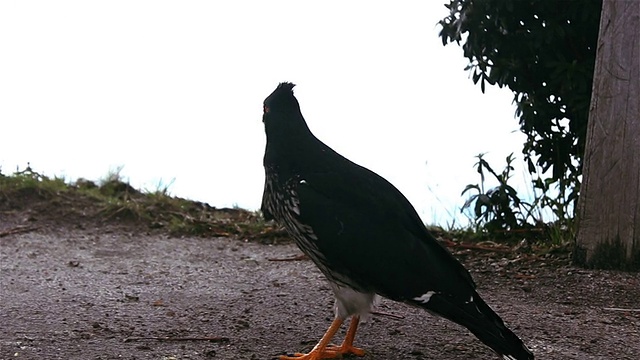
[{"xmin": 0, "ymin": 165, "xmax": 287, "ymax": 242}]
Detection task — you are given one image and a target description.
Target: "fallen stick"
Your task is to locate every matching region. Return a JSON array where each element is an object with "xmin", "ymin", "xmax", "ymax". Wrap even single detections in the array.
[
  {"xmin": 124, "ymin": 336, "xmax": 229, "ymax": 343},
  {"xmin": 370, "ymin": 310, "xmax": 405, "ymax": 320},
  {"xmin": 440, "ymin": 239, "xmax": 513, "ymax": 253},
  {"xmin": 268, "ymin": 254, "xmax": 308, "ymax": 261},
  {"xmin": 603, "ymin": 307, "xmax": 640, "ymax": 312},
  {"xmin": 0, "ymin": 225, "xmax": 39, "ymax": 238}
]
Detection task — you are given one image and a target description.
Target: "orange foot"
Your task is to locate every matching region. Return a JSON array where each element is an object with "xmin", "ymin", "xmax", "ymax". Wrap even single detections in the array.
[
  {"xmin": 325, "ymin": 343, "xmax": 366, "ymax": 357},
  {"xmin": 279, "ymin": 345, "xmax": 365, "ymax": 359},
  {"xmin": 279, "ymin": 316, "xmax": 365, "ymax": 360}
]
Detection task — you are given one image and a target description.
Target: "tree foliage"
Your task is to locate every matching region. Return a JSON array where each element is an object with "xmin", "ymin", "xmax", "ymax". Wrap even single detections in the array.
[{"xmin": 438, "ymin": 0, "xmax": 602, "ymax": 220}]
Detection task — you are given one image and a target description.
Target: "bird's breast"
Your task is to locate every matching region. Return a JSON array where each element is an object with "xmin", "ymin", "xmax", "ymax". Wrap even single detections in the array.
[{"xmin": 262, "ymin": 170, "xmax": 324, "ymax": 259}]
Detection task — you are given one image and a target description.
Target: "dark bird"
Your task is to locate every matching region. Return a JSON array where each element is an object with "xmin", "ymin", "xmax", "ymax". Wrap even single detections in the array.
[{"xmin": 260, "ymin": 82, "xmax": 534, "ymax": 360}]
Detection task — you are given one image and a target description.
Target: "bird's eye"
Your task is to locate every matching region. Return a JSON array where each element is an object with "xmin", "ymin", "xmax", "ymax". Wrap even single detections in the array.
[{"xmin": 263, "ymin": 105, "xmax": 270, "ymax": 114}]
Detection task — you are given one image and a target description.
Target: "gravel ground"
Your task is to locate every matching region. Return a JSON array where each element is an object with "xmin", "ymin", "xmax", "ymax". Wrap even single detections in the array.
[{"xmin": 1, "ymin": 224, "xmax": 639, "ymax": 360}]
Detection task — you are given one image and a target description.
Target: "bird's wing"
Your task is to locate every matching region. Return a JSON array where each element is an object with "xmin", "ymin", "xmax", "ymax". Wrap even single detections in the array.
[{"xmin": 295, "ymin": 167, "xmax": 476, "ymax": 302}]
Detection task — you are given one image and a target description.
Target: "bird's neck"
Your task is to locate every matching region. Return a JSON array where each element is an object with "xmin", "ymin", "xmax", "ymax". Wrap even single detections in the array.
[{"xmin": 263, "ymin": 120, "xmax": 329, "ymax": 180}]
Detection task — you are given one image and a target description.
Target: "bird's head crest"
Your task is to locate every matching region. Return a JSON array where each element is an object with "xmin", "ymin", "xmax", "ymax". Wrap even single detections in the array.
[
  {"xmin": 263, "ymin": 82, "xmax": 297, "ymax": 115},
  {"xmin": 262, "ymin": 82, "xmax": 312, "ymax": 141}
]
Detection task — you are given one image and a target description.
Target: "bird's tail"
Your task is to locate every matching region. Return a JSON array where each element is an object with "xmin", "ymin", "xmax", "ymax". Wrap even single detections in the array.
[{"xmin": 413, "ymin": 292, "xmax": 534, "ymax": 360}]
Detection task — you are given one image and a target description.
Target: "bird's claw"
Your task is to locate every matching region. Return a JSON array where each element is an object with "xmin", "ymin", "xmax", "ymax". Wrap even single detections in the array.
[
  {"xmin": 324, "ymin": 343, "xmax": 365, "ymax": 357},
  {"xmin": 278, "ymin": 344, "xmax": 365, "ymax": 359}
]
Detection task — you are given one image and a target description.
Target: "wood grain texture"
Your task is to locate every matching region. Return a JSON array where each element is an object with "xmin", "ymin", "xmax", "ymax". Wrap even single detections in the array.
[{"xmin": 576, "ymin": 0, "xmax": 640, "ymax": 267}]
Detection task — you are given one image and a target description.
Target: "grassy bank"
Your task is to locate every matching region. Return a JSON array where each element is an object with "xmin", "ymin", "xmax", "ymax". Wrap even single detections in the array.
[{"xmin": 0, "ymin": 165, "xmax": 286, "ymax": 243}]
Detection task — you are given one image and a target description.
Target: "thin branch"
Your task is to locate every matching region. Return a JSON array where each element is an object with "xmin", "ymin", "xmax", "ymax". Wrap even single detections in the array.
[
  {"xmin": 268, "ymin": 254, "xmax": 309, "ymax": 261},
  {"xmin": 0, "ymin": 225, "xmax": 39, "ymax": 238},
  {"xmin": 440, "ymin": 239, "xmax": 513, "ymax": 253},
  {"xmin": 603, "ymin": 307, "xmax": 640, "ymax": 312},
  {"xmin": 370, "ymin": 310, "xmax": 405, "ymax": 320},
  {"xmin": 124, "ymin": 336, "xmax": 229, "ymax": 343}
]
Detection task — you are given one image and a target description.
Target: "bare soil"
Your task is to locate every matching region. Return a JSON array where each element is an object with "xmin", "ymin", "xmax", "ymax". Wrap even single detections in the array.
[{"xmin": 1, "ymin": 195, "xmax": 639, "ymax": 360}]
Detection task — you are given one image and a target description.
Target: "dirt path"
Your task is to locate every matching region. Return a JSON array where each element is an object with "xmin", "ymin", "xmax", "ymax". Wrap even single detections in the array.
[{"xmin": 1, "ymin": 225, "xmax": 639, "ymax": 360}]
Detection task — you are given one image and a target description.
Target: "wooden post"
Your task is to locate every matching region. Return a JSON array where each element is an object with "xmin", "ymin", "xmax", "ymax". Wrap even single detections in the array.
[{"xmin": 574, "ymin": 0, "xmax": 640, "ymax": 269}]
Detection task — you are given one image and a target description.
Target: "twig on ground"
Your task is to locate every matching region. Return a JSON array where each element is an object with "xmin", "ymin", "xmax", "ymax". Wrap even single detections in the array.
[
  {"xmin": 440, "ymin": 239, "xmax": 513, "ymax": 253},
  {"xmin": 0, "ymin": 225, "xmax": 39, "ymax": 238},
  {"xmin": 268, "ymin": 254, "xmax": 309, "ymax": 261},
  {"xmin": 493, "ymin": 228, "xmax": 545, "ymax": 234},
  {"xmin": 603, "ymin": 307, "xmax": 640, "ymax": 312},
  {"xmin": 370, "ymin": 310, "xmax": 405, "ymax": 320},
  {"xmin": 124, "ymin": 336, "xmax": 229, "ymax": 343}
]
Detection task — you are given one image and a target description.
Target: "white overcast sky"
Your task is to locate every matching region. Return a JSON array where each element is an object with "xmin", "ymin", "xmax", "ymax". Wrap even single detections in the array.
[{"xmin": 0, "ymin": 1, "xmax": 530, "ymax": 226}]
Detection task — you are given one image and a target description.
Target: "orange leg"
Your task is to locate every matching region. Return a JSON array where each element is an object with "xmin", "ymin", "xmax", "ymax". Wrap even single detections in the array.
[
  {"xmin": 279, "ymin": 316, "xmax": 366, "ymax": 360},
  {"xmin": 325, "ymin": 316, "xmax": 366, "ymax": 357}
]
